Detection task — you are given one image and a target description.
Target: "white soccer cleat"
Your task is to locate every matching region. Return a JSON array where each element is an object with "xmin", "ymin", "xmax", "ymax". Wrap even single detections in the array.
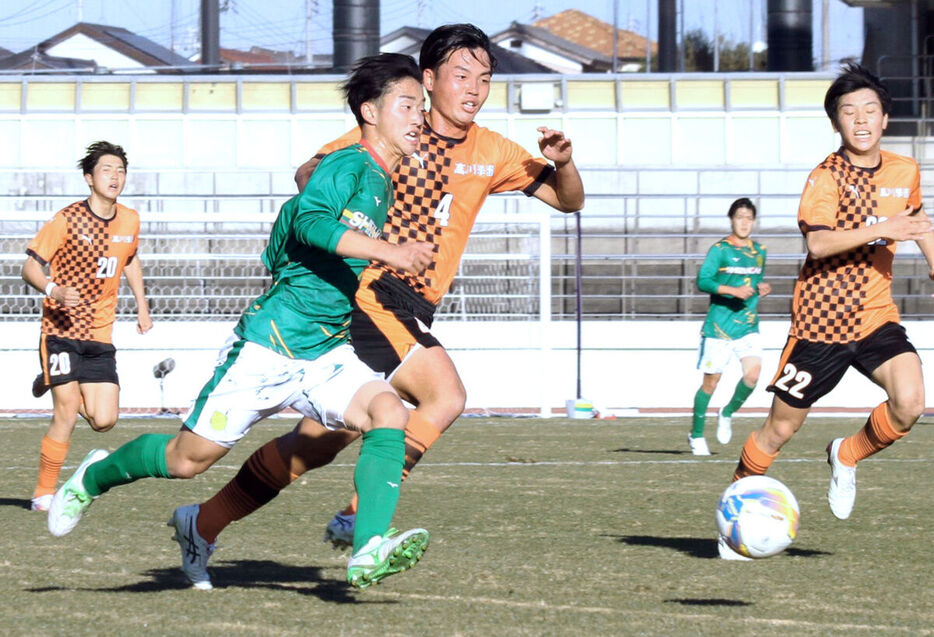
[
  {"xmin": 826, "ymin": 438, "xmax": 856, "ymax": 520},
  {"xmin": 48, "ymin": 448, "xmax": 109, "ymax": 537},
  {"xmin": 31, "ymin": 494, "xmax": 53, "ymax": 512},
  {"xmin": 346, "ymin": 527, "xmax": 430, "ymax": 589},
  {"xmin": 687, "ymin": 435, "xmax": 711, "ymax": 456},
  {"xmin": 716, "ymin": 408, "xmax": 732, "ymax": 445},
  {"xmin": 324, "ymin": 511, "xmax": 355, "ymax": 549},
  {"xmin": 717, "ymin": 534, "xmax": 752, "ymax": 561},
  {"xmin": 168, "ymin": 504, "xmax": 215, "ymax": 590}
]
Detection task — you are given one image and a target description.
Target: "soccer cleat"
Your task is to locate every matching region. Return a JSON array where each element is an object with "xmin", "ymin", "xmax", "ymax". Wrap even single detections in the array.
[
  {"xmin": 826, "ymin": 438, "xmax": 857, "ymax": 520},
  {"xmin": 717, "ymin": 534, "xmax": 752, "ymax": 561},
  {"xmin": 324, "ymin": 511, "xmax": 355, "ymax": 549},
  {"xmin": 32, "ymin": 373, "xmax": 49, "ymax": 398},
  {"xmin": 716, "ymin": 408, "xmax": 732, "ymax": 445},
  {"xmin": 346, "ymin": 527, "xmax": 430, "ymax": 590},
  {"xmin": 168, "ymin": 504, "xmax": 215, "ymax": 590},
  {"xmin": 31, "ymin": 494, "xmax": 52, "ymax": 512},
  {"xmin": 687, "ymin": 434, "xmax": 711, "ymax": 456},
  {"xmin": 47, "ymin": 448, "xmax": 109, "ymax": 537}
]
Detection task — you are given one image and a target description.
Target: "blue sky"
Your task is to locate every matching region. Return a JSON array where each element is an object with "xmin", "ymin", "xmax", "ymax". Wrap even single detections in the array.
[{"xmin": 0, "ymin": 0, "xmax": 863, "ymax": 70}]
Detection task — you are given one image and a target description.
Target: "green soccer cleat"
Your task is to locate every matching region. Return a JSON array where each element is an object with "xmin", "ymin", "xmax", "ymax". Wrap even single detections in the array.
[
  {"xmin": 47, "ymin": 448, "xmax": 109, "ymax": 537},
  {"xmin": 346, "ymin": 527, "xmax": 429, "ymax": 590}
]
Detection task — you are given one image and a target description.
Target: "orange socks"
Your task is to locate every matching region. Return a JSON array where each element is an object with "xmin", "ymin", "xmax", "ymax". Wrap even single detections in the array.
[
  {"xmin": 196, "ymin": 438, "xmax": 296, "ymax": 543},
  {"xmin": 402, "ymin": 410, "xmax": 442, "ymax": 481},
  {"xmin": 732, "ymin": 433, "xmax": 779, "ymax": 481},
  {"xmin": 838, "ymin": 403, "xmax": 906, "ymax": 467},
  {"xmin": 34, "ymin": 435, "xmax": 69, "ymax": 498},
  {"xmin": 340, "ymin": 410, "xmax": 443, "ymax": 516}
]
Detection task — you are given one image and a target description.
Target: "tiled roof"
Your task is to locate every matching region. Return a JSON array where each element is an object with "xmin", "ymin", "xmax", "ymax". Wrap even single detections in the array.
[
  {"xmin": 534, "ymin": 9, "xmax": 657, "ymax": 59},
  {"xmin": 39, "ymin": 22, "xmax": 191, "ymax": 68}
]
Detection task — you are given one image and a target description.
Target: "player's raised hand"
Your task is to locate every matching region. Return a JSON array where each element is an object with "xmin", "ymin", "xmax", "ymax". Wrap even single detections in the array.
[
  {"xmin": 536, "ymin": 127, "xmax": 573, "ymax": 165},
  {"xmin": 386, "ymin": 241, "xmax": 434, "ymax": 274},
  {"xmin": 51, "ymin": 285, "xmax": 81, "ymax": 307},
  {"xmin": 880, "ymin": 206, "xmax": 933, "ymax": 242}
]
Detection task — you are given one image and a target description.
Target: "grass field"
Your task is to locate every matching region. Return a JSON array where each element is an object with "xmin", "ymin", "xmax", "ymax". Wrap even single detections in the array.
[{"xmin": 1, "ymin": 415, "xmax": 932, "ymax": 636}]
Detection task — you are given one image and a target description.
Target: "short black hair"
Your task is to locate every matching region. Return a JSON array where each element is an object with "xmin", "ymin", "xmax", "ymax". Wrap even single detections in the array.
[
  {"xmin": 342, "ymin": 53, "xmax": 421, "ymax": 128},
  {"xmin": 728, "ymin": 197, "xmax": 756, "ymax": 218},
  {"xmin": 419, "ymin": 23, "xmax": 497, "ymax": 74},
  {"xmin": 78, "ymin": 141, "xmax": 127, "ymax": 174},
  {"xmin": 824, "ymin": 62, "xmax": 892, "ymax": 127}
]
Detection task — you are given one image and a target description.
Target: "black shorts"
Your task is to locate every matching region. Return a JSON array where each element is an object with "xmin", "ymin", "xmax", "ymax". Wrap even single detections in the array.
[
  {"xmin": 766, "ymin": 322, "xmax": 916, "ymax": 408},
  {"xmin": 350, "ymin": 271, "xmax": 442, "ymax": 377},
  {"xmin": 38, "ymin": 334, "xmax": 119, "ymax": 387}
]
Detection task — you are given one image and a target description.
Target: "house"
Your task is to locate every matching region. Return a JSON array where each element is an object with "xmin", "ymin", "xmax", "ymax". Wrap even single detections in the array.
[
  {"xmin": 492, "ymin": 9, "xmax": 657, "ymax": 73},
  {"xmin": 380, "ymin": 26, "xmax": 553, "ymax": 74},
  {"xmin": 0, "ymin": 22, "xmax": 190, "ymax": 73}
]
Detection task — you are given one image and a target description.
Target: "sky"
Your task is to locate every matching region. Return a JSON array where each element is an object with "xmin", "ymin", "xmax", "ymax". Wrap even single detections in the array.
[{"xmin": 0, "ymin": 0, "xmax": 864, "ymax": 70}]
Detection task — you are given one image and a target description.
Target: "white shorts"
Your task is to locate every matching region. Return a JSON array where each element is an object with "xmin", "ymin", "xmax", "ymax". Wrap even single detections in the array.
[
  {"xmin": 183, "ymin": 335, "xmax": 384, "ymax": 448},
  {"xmin": 697, "ymin": 333, "xmax": 763, "ymax": 375}
]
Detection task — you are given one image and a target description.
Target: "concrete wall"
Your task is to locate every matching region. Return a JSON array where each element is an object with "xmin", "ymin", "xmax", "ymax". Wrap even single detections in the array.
[{"xmin": 4, "ymin": 319, "xmax": 930, "ymax": 416}]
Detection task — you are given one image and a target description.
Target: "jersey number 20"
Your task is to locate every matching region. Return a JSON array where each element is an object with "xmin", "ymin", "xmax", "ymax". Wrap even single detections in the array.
[{"xmin": 96, "ymin": 256, "xmax": 118, "ymax": 278}]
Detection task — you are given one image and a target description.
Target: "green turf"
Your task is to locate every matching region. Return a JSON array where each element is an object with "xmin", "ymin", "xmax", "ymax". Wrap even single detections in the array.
[{"xmin": 1, "ymin": 416, "xmax": 931, "ymax": 636}]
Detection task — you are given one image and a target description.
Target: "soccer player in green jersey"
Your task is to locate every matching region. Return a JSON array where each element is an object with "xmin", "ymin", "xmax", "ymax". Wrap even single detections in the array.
[
  {"xmin": 48, "ymin": 53, "xmax": 435, "ymax": 590},
  {"xmin": 689, "ymin": 198, "xmax": 771, "ymax": 455}
]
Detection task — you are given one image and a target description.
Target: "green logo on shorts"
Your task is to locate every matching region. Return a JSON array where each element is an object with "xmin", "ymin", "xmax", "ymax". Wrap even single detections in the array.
[{"xmin": 210, "ymin": 411, "xmax": 227, "ymax": 431}]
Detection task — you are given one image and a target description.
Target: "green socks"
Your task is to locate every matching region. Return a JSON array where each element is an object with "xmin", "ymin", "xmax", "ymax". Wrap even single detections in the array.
[
  {"xmin": 353, "ymin": 428, "xmax": 404, "ymax": 553},
  {"xmin": 83, "ymin": 433, "xmax": 173, "ymax": 497},
  {"xmin": 723, "ymin": 379, "xmax": 755, "ymax": 417},
  {"xmin": 691, "ymin": 389, "xmax": 712, "ymax": 438}
]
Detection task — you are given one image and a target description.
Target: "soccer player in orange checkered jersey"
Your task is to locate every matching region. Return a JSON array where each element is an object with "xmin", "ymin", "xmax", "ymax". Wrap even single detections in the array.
[
  {"xmin": 719, "ymin": 64, "xmax": 934, "ymax": 559},
  {"xmin": 22, "ymin": 141, "xmax": 152, "ymax": 513},
  {"xmin": 184, "ymin": 23, "xmax": 584, "ymax": 551}
]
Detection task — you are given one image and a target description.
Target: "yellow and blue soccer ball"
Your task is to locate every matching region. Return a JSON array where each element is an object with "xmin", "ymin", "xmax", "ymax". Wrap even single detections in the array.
[{"xmin": 716, "ymin": 475, "xmax": 800, "ymax": 558}]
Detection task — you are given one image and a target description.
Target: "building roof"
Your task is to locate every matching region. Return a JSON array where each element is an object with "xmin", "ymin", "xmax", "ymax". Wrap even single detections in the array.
[
  {"xmin": 380, "ymin": 26, "xmax": 553, "ymax": 74},
  {"xmin": 0, "ymin": 48, "xmax": 96, "ymax": 72},
  {"xmin": 493, "ymin": 21, "xmax": 613, "ymax": 68},
  {"xmin": 0, "ymin": 46, "xmax": 13, "ymax": 59},
  {"xmin": 534, "ymin": 9, "xmax": 657, "ymax": 59},
  {"xmin": 37, "ymin": 22, "xmax": 191, "ymax": 68}
]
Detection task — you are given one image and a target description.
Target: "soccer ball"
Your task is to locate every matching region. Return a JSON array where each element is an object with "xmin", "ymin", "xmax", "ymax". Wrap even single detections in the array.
[{"xmin": 716, "ymin": 475, "xmax": 800, "ymax": 558}]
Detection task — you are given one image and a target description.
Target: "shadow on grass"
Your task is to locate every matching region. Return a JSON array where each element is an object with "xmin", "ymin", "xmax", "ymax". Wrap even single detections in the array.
[
  {"xmin": 26, "ymin": 559, "xmax": 391, "ymax": 604},
  {"xmin": 609, "ymin": 448, "xmax": 695, "ymax": 455},
  {"xmin": 611, "ymin": 535, "xmax": 832, "ymax": 559},
  {"xmin": 665, "ymin": 598, "xmax": 752, "ymax": 607},
  {"xmin": 0, "ymin": 497, "xmax": 32, "ymax": 510}
]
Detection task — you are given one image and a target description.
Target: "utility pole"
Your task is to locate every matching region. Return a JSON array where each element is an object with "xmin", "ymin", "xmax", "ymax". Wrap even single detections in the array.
[
  {"xmin": 821, "ymin": 0, "xmax": 830, "ymax": 70},
  {"xmin": 713, "ymin": 0, "xmax": 719, "ymax": 72},
  {"xmin": 77, "ymin": 0, "xmax": 83, "ymax": 22},
  {"xmin": 305, "ymin": 0, "xmax": 316, "ymax": 65}
]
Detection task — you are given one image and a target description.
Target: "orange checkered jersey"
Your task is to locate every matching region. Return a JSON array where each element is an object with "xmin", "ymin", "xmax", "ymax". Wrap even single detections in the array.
[
  {"xmin": 315, "ymin": 122, "xmax": 554, "ymax": 304},
  {"xmin": 26, "ymin": 200, "xmax": 140, "ymax": 343},
  {"xmin": 793, "ymin": 149, "xmax": 922, "ymax": 344}
]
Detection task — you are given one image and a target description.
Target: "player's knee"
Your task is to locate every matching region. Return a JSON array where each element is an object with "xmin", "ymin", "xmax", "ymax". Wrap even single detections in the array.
[
  {"xmin": 889, "ymin": 391, "xmax": 924, "ymax": 429},
  {"xmin": 88, "ymin": 419, "xmax": 116, "ymax": 432},
  {"xmin": 167, "ymin": 458, "xmax": 205, "ymax": 480},
  {"xmin": 368, "ymin": 392, "xmax": 408, "ymax": 431}
]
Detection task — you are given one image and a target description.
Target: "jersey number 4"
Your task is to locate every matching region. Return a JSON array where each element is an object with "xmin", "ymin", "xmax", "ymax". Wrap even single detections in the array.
[
  {"xmin": 773, "ymin": 363, "xmax": 812, "ymax": 399},
  {"xmin": 96, "ymin": 256, "xmax": 118, "ymax": 278},
  {"xmin": 434, "ymin": 194, "xmax": 452, "ymax": 227}
]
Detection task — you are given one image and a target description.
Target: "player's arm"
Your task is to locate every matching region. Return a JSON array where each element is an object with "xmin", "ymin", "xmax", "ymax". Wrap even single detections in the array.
[
  {"xmin": 123, "ymin": 256, "xmax": 153, "ymax": 334},
  {"xmin": 806, "ymin": 207, "xmax": 932, "ymax": 259},
  {"xmin": 757, "ymin": 248, "xmax": 771, "ymax": 297},
  {"xmin": 697, "ymin": 245, "xmax": 753, "ymax": 300},
  {"xmin": 21, "ymin": 255, "xmax": 80, "ymax": 307},
  {"xmin": 333, "ymin": 231, "xmax": 433, "ymax": 275},
  {"xmin": 529, "ymin": 127, "xmax": 585, "ymax": 212},
  {"xmin": 294, "ymin": 128, "xmax": 363, "ymax": 192}
]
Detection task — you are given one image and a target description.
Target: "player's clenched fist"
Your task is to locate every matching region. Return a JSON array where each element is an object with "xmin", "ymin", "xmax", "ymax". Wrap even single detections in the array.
[{"xmin": 387, "ymin": 241, "xmax": 434, "ymax": 274}]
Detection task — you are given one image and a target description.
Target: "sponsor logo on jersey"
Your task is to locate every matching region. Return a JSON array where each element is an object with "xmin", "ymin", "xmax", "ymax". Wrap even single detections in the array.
[
  {"xmin": 879, "ymin": 187, "xmax": 911, "ymax": 198},
  {"xmin": 341, "ymin": 209, "xmax": 381, "ymax": 238},
  {"xmin": 723, "ymin": 266, "xmax": 762, "ymax": 275},
  {"xmin": 453, "ymin": 162, "xmax": 495, "ymax": 177}
]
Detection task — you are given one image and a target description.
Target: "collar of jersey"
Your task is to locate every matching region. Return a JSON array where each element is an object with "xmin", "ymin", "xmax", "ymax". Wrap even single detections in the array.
[{"xmin": 358, "ymin": 139, "xmax": 392, "ymax": 175}]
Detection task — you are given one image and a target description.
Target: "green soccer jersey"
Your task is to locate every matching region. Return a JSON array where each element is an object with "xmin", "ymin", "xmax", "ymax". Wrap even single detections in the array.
[
  {"xmin": 234, "ymin": 143, "xmax": 393, "ymax": 360},
  {"xmin": 697, "ymin": 237, "xmax": 767, "ymax": 340}
]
